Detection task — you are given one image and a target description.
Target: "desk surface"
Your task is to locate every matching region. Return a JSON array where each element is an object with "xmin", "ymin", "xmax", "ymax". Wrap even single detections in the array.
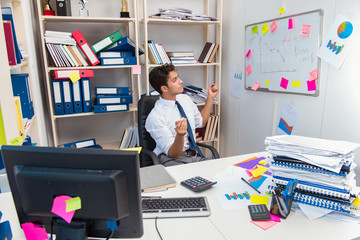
[{"xmin": 1, "ymin": 152, "xmax": 360, "ymax": 240}]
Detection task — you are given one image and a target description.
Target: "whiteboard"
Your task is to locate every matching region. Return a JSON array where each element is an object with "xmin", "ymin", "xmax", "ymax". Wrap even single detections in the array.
[{"xmin": 245, "ymin": 10, "xmax": 323, "ymax": 96}]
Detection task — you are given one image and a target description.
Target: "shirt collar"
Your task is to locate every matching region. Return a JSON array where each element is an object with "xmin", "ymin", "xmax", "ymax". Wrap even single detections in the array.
[{"xmin": 159, "ymin": 96, "xmax": 177, "ymax": 108}]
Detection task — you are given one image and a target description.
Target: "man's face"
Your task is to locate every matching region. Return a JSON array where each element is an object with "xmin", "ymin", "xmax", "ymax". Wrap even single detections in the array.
[{"xmin": 165, "ymin": 71, "xmax": 183, "ymax": 96}]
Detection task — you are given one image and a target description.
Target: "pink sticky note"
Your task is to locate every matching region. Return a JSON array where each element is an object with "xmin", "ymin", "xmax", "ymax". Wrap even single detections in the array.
[
  {"xmin": 300, "ymin": 24, "xmax": 311, "ymax": 36},
  {"xmin": 132, "ymin": 65, "xmax": 141, "ymax": 75},
  {"xmin": 251, "ymin": 220, "xmax": 278, "ymax": 230},
  {"xmin": 307, "ymin": 80, "xmax": 316, "ymax": 91},
  {"xmin": 246, "ymin": 65, "xmax": 252, "ymax": 75},
  {"xmin": 270, "ymin": 20, "xmax": 277, "ymax": 32},
  {"xmin": 309, "ymin": 69, "xmax": 318, "ymax": 81},
  {"xmin": 246, "ymin": 49, "xmax": 251, "ymax": 58},
  {"xmin": 245, "ymin": 169, "xmax": 253, "ymax": 177},
  {"xmin": 280, "ymin": 78, "xmax": 289, "ymax": 89},
  {"xmin": 269, "ymin": 213, "xmax": 281, "ymax": 222},
  {"xmin": 288, "ymin": 18, "xmax": 293, "ymax": 29},
  {"xmin": 251, "ymin": 82, "xmax": 261, "ymax": 91},
  {"xmin": 21, "ymin": 223, "xmax": 49, "ymax": 240},
  {"xmin": 51, "ymin": 196, "xmax": 75, "ymax": 223}
]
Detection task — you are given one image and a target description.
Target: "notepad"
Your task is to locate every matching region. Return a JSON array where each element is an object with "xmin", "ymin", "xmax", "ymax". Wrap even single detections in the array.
[{"xmin": 140, "ymin": 165, "xmax": 176, "ymax": 192}]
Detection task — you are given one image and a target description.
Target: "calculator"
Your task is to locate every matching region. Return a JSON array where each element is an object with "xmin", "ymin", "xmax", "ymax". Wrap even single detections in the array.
[
  {"xmin": 181, "ymin": 176, "xmax": 217, "ymax": 192},
  {"xmin": 248, "ymin": 204, "xmax": 271, "ymax": 221}
]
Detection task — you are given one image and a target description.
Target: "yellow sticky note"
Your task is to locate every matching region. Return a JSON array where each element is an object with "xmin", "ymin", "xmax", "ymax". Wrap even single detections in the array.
[
  {"xmin": 66, "ymin": 197, "xmax": 81, "ymax": 212},
  {"xmin": 10, "ymin": 137, "xmax": 22, "ymax": 146},
  {"xmin": 251, "ymin": 195, "xmax": 269, "ymax": 205},
  {"xmin": 352, "ymin": 197, "xmax": 360, "ymax": 206},
  {"xmin": 265, "ymin": 80, "xmax": 270, "ymax": 86},
  {"xmin": 252, "ymin": 25, "xmax": 258, "ymax": 34},
  {"xmin": 68, "ymin": 72, "xmax": 81, "ymax": 83},
  {"xmin": 292, "ymin": 80, "xmax": 301, "ymax": 88},
  {"xmin": 249, "ymin": 165, "xmax": 268, "ymax": 177},
  {"xmin": 261, "ymin": 23, "xmax": 269, "ymax": 35},
  {"xmin": 279, "ymin": 7, "xmax": 285, "ymax": 14},
  {"xmin": 132, "ymin": 65, "xmax": 141, "ymax": 75},
  {"xmin": 258, "ymin": 160, "xmax": 267, "ymax": 165},
  {"xmin": 121, "ymin": 147, "xmax": 142, "ymax": 154}
]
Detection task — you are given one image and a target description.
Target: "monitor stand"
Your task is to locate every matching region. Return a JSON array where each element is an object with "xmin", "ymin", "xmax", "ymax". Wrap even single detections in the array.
[{"xmin": 56, "ymin": 219, "xmax": 87, "ymax": 240}]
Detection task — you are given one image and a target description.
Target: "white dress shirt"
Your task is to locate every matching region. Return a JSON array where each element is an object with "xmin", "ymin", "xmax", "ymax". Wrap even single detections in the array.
[{"xmin": 145, "ymin": 94, "xmax": 203, "ymax": 156}]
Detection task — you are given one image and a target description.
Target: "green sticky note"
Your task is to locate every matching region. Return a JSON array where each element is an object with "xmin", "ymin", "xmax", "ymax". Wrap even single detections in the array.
[
  {"xmin": 66, "ymin": 197, "xmax": 82, "ymax": 212},
  {"xmin": 252, "ymin": 25, "xmax": 258, "ymax": 34},
  {"xmin": 10, "ymin": 137, "xmax": 22, "ymax": 146}
]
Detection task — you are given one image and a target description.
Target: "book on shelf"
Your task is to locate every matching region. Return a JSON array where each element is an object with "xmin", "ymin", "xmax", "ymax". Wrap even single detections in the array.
[
  {"xmin": 195, "ymin": 114, "xmax": 218, "ymax": 142},
  {"xmin": 207, "ymin": 43, "xmax": 219, "ymax": 63},
  {"xmin": 198, "ymin": 42, "xmax": 219, "ymax": 63},
  {"xmin": 167, "ymin": 51, "xmax": 194, "ymax": 57},
  {"xmin": 3, "ymin": 20, "xmax": 16, "ymax": 66},
  {"xmin": 198, "ymin": 42, "xmax": 213, "ymax": 63},
  {"xmin": 140, "ymin": 164, "xmax": 176, "ymax": 192},
  {"xmin": 203, "ymin": 43, "xmax": 216, "ymax": 63},
  {"xmin": 2, "ymin": 7, "xmax": 22, "ymax": 64},
  {"xmin": 119, "ymin": 124, "xmax": 138, "ymax": 149},
  {"xmin": 147, "ymin": 40, "xmax": 161, "ymax": 64},
  {"xmin": 155, "ymin": 43, "xmax": 170, "ymax": 64}
]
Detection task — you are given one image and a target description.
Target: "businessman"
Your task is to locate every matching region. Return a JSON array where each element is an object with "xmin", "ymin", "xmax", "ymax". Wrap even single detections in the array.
[{"xmin": 145, "ymin": 64, "xmax": 219, "ymax": 166}]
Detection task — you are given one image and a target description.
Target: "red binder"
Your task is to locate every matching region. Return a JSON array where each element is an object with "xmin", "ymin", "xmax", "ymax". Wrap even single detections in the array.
[
  {"xmin": 3, "ymin": 20, "xmax": 16, "ymax": 66},
  {"xmin": 72, "ymin": 30, "xmax": 100, "ymax": 66},
  {"xmin": 54, "ymin": 69, "xmax": 94, "ymax": 79}
]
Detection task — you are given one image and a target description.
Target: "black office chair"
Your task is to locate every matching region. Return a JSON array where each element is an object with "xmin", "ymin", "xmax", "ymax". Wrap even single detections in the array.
[{"xmin": 137, "ymin": 95, "xmax": 220, "ymax": 167}]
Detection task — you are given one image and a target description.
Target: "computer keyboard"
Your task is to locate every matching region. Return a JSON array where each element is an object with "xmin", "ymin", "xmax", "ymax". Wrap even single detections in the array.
[{"xmin": 142, "ymin": 196, "xmax": 211, "ymax": 219}]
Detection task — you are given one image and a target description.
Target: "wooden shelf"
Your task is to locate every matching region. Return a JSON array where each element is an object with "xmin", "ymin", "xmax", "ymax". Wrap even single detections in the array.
[{"xmin": 42, "ymin": 16, "xmax": 136, "ymax": 23}]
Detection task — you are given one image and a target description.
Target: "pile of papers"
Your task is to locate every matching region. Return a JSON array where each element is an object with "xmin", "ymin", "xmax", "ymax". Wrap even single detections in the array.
[
  {"xmin": 149, "ymin": 7, "xmax": 217, "ymax": 21},
  {"xmin": 266, "ymin": 135, "xmax": 360, "ymax": 222}
]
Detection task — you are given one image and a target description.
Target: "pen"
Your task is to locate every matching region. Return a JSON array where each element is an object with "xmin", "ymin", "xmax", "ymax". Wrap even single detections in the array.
[
  {"xmin": 241, "ymin": 177, "xmax": 261, "ymax": 194},
  {"xmin": 142, "ymin": 196, "xmax": 162, "ymax": 198}
]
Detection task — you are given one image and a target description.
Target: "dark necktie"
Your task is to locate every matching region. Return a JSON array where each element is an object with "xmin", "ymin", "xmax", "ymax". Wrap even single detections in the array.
[{"xmin": 175, "ymin": 101, "xmax": 205, "ymax": 158}]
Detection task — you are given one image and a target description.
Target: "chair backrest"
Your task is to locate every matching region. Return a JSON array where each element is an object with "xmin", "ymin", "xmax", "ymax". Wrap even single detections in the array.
[{"xmin": 137, "ymin": 95, "xmax": 159, "ymax": 166}]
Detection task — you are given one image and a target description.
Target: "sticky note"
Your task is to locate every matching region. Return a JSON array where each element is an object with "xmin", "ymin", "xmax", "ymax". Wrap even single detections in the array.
[
  {"xmin": 288, "ymin": 18, "xmax": 293, "ymax": 29},
  {"xmin": 121, "ymin": 146, "xmax": 142, "ymax": 154},
  {"xmin": 251, "ymin": 220, "xmax": 277, "ymax": 230},
  {"xmin": 269, "ymin": 213, "xmax": 281, "ymax": 222},
  {"xmin": 270, "ymin": 20, "xmax": 277, "ymax": 32},
  {"xmin": 66, "ymin": 196, "xmax": 81, "ymax": 212},
  {"xmin": 246, "ymin": 65, "xmax": 252, "ymax": 75},
  {"xmin": 309, "ymin": 69, "xmax": 318, "ymax": 81},
  {"xmin": 258, "ymin": 160, "xmax": 266, "ymax": 165},
  {"xmin": 22, "ymin": 222, "xmax": 49, "ymax": 240},
  {"xmin": 300, "ymin": 24, "xmax": 311, "ymax": 36},
  {"xmin": 265, "ymin": 80, "xmax": 270, "ymax": 86},
  {"xmin": 68, "ymin": 71, "xmax": 81, "ymax": 83},
  {"xmin": 10, "ymin": 137, "xmax": 22, "ymax": 146},
  {"xmin": 252, "ymin": 25, "xmax": 258, "ymax": 34},
  {"xmin": 251, "ymin": 82, "xmax": 261, "ymax": 91},
  {"xmin": 261, "ymin": 23, "xmax": 269, "ymax": 35},
  {"xmin": 280, "ymin": 77, "xmax": 289, "ymax": 90},
  {"xmin": 292, "ymin": 80, "xmax": 301, "ymax": 87},
  {"xmin": 249, "ymin": 165, "xmax": 268, "ymax": 177},
  {"xmin": 132, "ymin": 65, "xmax": 141, "ymax": 75},
  {"xmin": 279, "ymin": 7, "xmax": 285, "ymax": 14},
  {"xmin": 250, "ymin": 194, "xmax": 269, "ymax": 205},
  {"xmin": 307, "ymin": 80, "xmax": 316, "ymax": 91},
  {"xmin": 51, "ymin": 195, "xmax": 75, "ymax": 223},
  {"xmin": 246, "ymin": 49, "xmax": 251, "ymax": 58}
]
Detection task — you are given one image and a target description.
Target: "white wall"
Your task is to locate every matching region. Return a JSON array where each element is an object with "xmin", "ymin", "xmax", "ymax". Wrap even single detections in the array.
[{"xmin": 220, "ymin": 0, "xmax": 360, "ymax": 162}]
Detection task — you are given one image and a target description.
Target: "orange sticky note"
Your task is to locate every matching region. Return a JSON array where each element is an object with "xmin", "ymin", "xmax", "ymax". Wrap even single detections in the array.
[
  {"xmin": 132, "ymin": 65, "xmax": 141, "ymax": 75},
  {"xmin": 246, "ymin": 65, "xmax": 252, "ymax": 75},
  {"xmin": 68, "ymin": 71, "xmax": 81, "ymax": 83},
  {"xmin": 270, "ymin": 20, "xmax": 277, "ymax": 32},
  {"xmin": 300, "ymin": 24, "xmax": 311, "ymax": 36},
  {"xmin": 251, "ymin": 82, "xmax": 261, "ymax": 91},
  {"xmin": 252, "ymin": 25, "xmax": 258, "ymax": 34},
  {"xmin": 261, "ymin": 23, "xmax": 269, "ymax": 35},
  {"xmin": 309, "ymin": 69, "xmax": 318, "ymax": 81}
]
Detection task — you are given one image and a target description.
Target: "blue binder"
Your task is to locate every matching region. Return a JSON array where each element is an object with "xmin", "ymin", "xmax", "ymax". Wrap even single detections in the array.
[
  {"xmin": 93, "ymin": 104, "xmax": 129, "ymax": 114},
  {"xmin": 51, "ymin": 79, "xmax": 64, "ymax": 115},
  {"xmin": 71, "ymin": 80, "xmax": 83, "ymax": 114},
  {"xmin": 100, "ymin": 56, "xmax": 136, "ymax": 66},
  {"xmin": 64, "ymin": 138, "xmax": 96, "ymax": 148},
  {"xmin": 11, "ymin": 74, "xmax": 34, "ymax": 119},
  {"xmin": 81, "ymin": 78, "xmax": 92, "ymax": 112},
  {"xmin": 96, "ymin": 95, "xmax": 133, "ymax": 105},
  {"xmin": 104, "ymin": 37, "xmax": 144, "ymax": 55},
  {"xmin": 62, "ymin": 79, "xmax": 74, "ymax": 114},
  {"xmin": 95, "ymin": 87, "xmax": 130, "ymax": 95},
  {"xmin": 97, "ymin": 51, "xmax": 132, "ymax": 58}
]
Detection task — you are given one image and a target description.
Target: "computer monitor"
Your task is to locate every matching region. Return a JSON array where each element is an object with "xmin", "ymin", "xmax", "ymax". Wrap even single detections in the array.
[{"xmin": 1, "ymin": 145, "xmax": 143, "ymax": 239}]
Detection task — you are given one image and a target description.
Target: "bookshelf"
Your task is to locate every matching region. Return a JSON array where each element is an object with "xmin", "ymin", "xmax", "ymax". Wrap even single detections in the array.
[
  {"xmin": 140, "ymin": 0, "xmax": 223, "ymax": 151},
  {"xmin": 0, "ymin": 0, "xmax": 43, "ymax": 147},
  {"xmin": 34, "ymin": 0, "xmax": 142, "ymax": 147}
]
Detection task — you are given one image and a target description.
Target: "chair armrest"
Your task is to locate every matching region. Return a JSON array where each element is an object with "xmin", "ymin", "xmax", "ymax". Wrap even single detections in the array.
[
  {"xmin": 141, "ymin": 148, "xmax": 160, "ymax": 165},
  {"xmin": 197, "ymin": 143, "xmax": 220, "ymax": 159}
]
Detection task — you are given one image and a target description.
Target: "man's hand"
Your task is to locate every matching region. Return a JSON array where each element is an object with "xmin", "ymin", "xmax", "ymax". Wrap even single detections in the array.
[
  {"xmin": 207, "ymin": 84, "xmax": 219, "ymax": 100},
  {"xmin": 175, "ymin": 118, "xmax": 187, "ymax": 136}
]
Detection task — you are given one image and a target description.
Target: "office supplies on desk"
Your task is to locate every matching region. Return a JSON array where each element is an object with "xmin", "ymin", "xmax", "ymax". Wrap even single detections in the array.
[
  {"xmin": 72, "ymin": 30, "xmax": 100, "ymax": 66},
  {"xmin": 248, "ymin": 204, "xmax": 271, "ymax": 221},
  {"xmin": 93, "ymin": 103, "xmax": 129, "ymax": 113},
  {"xmin": 91, "ymin": 30, "xmax": 123, "ymax": 53},
  {"xmin": 242, "ymin": 177, "xmax": 261, "ymax": 194},
  {"xmin": 181, "ymin": 176, "xmax": 217, "ymax": 192},
  {"xmin": 51, "ymin": 79, "xmax": 64, "ymax": 115},
  {"xmin": 80, "ymin": 78, "xmax": 91, "ymax": 112},
  {"xmin": 140, "ymin": 165, "xmax": 176, "ymax": 192}
]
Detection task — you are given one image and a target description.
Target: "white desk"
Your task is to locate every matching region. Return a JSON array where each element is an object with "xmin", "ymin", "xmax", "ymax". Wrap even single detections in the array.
[{"xmin": 1, "ymin": 152, "xmax": 360, "ymax": 240}]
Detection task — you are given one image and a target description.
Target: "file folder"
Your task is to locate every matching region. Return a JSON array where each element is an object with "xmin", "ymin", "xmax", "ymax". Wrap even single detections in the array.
[
  {"xmin": 81, "ymin": 78, "xmax": 92, "ymax": 112},
  {"xmin": 51, "ymin": 79, "xmax": 64, "ymax": 115},
  {"xmin": 93, "ymin": 104, "xmax": 129, "ymax": 114},
  {"xmin": 100, "ymin": 56, "xmax": 136, "ymax": 66},
  {"xmin": 54, "ymin": 69, "xmax": 94, "ymax": 79},
  {"xmin": 91, "ymin": 30, "xmax": 123, "ymax": 53},
  {"xmin": 2, "ymin": 7, "xmax": 22, "ymax": 64},
  {"xmin": 72, "ymin": 80, "xmax": 83, "ymax": 113},
  {"xmin": 72, "ymin": 30, "xmax": 100, "ymax": 66},
  {"xmin": 11, "ymin": 74, "xmax": 34, "ymax": 119},
  {"xmin": 104, "ymin": 36, "xmax": 144, "ymax": 55},
  {"xmin": 95, "ymin": 87, "xmax": 130, "ymax": 95},
  {"xmin": 97, "ymin": 51, "xmax": 132, "ymax": 58},
  {"xmin": 96, "ymin": 95, "xmax": 133, "ymax": 105},
  {"xmin": 64, "ymin": 138, "xmax": 96, "ymax": 148},
  {"xmin": 56, "ymin": 0, "xmax": 71, "ymax": 16},
  {"xmin": 3, "ymin": 20, "xmax": 16, "ymax": 66},
  {"xmin": 62, "ymin": 79, "xmax": 74, "ymax": 114}
]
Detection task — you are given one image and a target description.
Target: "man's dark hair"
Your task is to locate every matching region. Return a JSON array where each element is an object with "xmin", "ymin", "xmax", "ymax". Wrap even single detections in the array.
[{"xmin": 149, "ymin": 64, "xmax": 175, "ymax": 94}]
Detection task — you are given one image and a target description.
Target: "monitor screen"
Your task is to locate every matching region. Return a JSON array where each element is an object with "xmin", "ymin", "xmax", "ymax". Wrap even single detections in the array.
[{"xmin": 1, "ymin": 145, "xmax": 143, "ymax": 239}]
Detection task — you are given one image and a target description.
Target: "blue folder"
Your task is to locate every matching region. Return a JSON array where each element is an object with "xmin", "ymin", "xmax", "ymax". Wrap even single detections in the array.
[
  {"xmin": 104, "ymin": 37, "xmax": 144, "ymax": 55},
  {"xmin": 64, "ymin": 138, "xmax": 96, "ymax": 148},
  {"xmin": 72, "ymin": 80, "xmax": 83, "ymax": 114},
  {"xmin": 100, "ymin": 56, "xmax": 136, "ymax": 66},
  {"xmin": 51, "ymin": 79, "xmax": 64, "ymax": 115},
  {"xmin": 11, "ymin": 74, "xmax": 34, "ymax": 119},
  {"xmin": 62, "ymin": 79, "xmax": 74, "ymax": 114},
  {"xmin": 2, "ymin": 7, "xmax": 22, "ymax": 64},
  {"xmin": 93, "ymin": 104, "xmax": 129, "ymax": 114},
  {"xmin": 95, "ymin": 87, "xmax": 130, "ymax": 95},
  {"xmin": 96, "ymin": 95, "xmax": 133, "ymax": 105},
  {"xmin": 81, "ymin": 78, "xmax": 92, "ymax": 112}
]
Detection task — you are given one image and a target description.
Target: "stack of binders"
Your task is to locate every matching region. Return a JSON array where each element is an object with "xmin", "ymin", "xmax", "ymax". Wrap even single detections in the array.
[
  {"xmin": 265, "ymin": 135, "xmax": 360, "ymax": 220},
  {"xmin": 63, "ymin": 138, "xmax": 102, "ymax": 149},
  {"xmin": 51, "ymin": 69, "xmax": 94, "ymax": 115},
  {"xmin": 93, "ymin": 87, "xmax": 132, "ymax": 114}
]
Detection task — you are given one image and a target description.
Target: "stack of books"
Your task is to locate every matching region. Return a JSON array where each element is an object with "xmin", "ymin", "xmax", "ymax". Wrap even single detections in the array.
[
  {"xmin": 119, "ymin": 123, "xmax": 139, "ymax": 149},
  {"xmin": 196, "ymin": 114, "xmax": 219, "ymax": 142},
  {"xmin": 93, "ymin": 87, "xmax": 132, "ymax": 114},
  {"xmin": 167, "ymin": 51, "xmax": 196, "ymax": 64},
  {"xmin": 183, "ymin": 85, "xmax": 208, "ymax": 103},
  {"xmin": 147, "ymin": 40, "xmax": 171, "ymax": 64},
  {"xmin": 198, "ymin": 42, "xmax": 219, "ymax": 63},
  {"xmin": 265, "ymin": 135, "xmax": 360, "ymax": 222}
]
